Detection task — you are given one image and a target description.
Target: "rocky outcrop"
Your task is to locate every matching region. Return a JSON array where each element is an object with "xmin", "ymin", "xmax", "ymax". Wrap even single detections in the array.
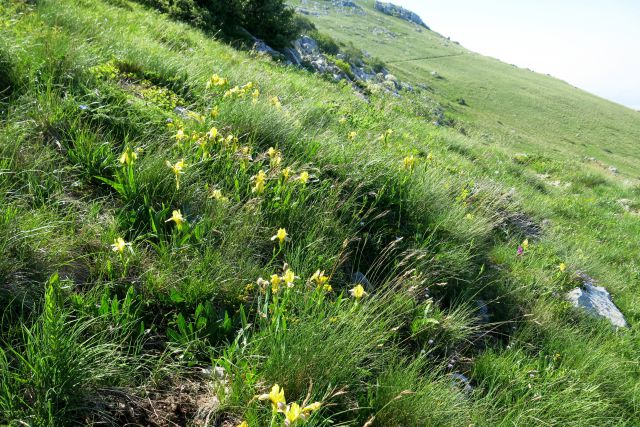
[
  {"xmin": 567, "ymin": 274, "xmax": 627, "ymax": 328},
  {"xmin": 253, "ymin": 34, "xmax": 412, "ymax": 96},
  {"xmin": 374, "ymin": 1, "xmax": 429, "ymax": 29}
]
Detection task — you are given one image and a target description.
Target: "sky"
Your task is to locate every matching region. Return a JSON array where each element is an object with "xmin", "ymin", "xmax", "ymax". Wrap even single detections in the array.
[{"xmin": 393, "ymin": 0, "xmax": 640, "ymax": 110}]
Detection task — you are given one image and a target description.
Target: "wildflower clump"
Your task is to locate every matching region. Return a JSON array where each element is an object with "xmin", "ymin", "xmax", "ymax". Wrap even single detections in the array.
[
  {"xmin": 224, "ymin": 82, "xmax": 255, "ymax": 99},
  {"xmin": 310, "ymin": 270, "xmax": 332, "ymax": 292},
  {"xmin": 205, "ymin": 74, "xmax": 228, "ymax": 89},
  {"xmin": 256, "ymin": 384, "xmax": 322, "ymax": 425}
]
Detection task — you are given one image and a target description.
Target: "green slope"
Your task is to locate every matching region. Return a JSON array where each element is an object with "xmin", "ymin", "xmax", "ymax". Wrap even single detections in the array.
[
  {"xmin": 294, "ymin": 0, "xmax": 640, "ymax": 177},
  {"xmin": 0, "ymin": 0, "xmax": 639, "ymax": 426}
]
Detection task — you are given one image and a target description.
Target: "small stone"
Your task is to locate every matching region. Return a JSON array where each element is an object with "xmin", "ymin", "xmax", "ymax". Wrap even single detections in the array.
[{"xmin": 567, "ymin": 274, "xmax": 627, "ymax": 328}]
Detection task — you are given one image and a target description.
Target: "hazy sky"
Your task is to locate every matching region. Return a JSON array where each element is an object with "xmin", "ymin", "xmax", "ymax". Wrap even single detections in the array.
[{"xmin": 394, "ymin": 0, "xmax": 640, "ymax": 110}]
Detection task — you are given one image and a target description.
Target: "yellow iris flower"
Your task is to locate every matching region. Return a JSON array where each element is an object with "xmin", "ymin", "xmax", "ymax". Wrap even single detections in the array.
[
  {"xmin": 207, "ymin": 127, "xmax": 218, "ymax": 140},
  {"xmin": 252, "ymin": 170, "xmax": 267, "ymax": 194},
  {"xmin": 270, "ymin": 96, "xmax": 282, "ymax": 109},
  {"xmin": 282, "ymin": 167, "xmax": 292, "ymax": 181},
  {"xmin": 257, "ymin": 384, "xmax": 286, "ymax": 412},
  {"xmin": 270, "ymin": 274, "xmax": 282, "ymax": 293},
  {"xmin": 209, "ymin": 189, "xmax": 228, "ymax": 202},
  {"xmin": 166, "ymin": 159, "xmax": 187, "ymax": 190},
  {"xmin": 403, "ymin": 155, "xmax": 416, "ymax": 170},
  {"xmin": 298, "ymin": 171, "xmax": 309, "ymax": 185},
  {"xmin": 283, "ymin": 269, "xmax": 296, "ymax": 288},
  {"xmin": 350, "ymin": 284, "xmax": 368, "ymax": 300},
  {"xmin": 559, "ymin": 263, "xmax": 567, "ymax": 273},
  {"xmin": 166, "ymin": 209, "xmax": 185, "ymax": 230},
  {"xmin": 310, "ymin": 270, "xmax": 329, "ymax": 287},
  {"xmin": 111, "ymin": 237, "xmax": 131, "ymax": 254},
  {"xmin": 119, "ymin": 147, "xmax": 138, "ymax": 166},
  {"xmin": 271, "ymin": 228, "xmax": 288, "ymax": 244},
  {"xmin": 206, "ymin": 74, "xmax": 228, "ymax": 88}
]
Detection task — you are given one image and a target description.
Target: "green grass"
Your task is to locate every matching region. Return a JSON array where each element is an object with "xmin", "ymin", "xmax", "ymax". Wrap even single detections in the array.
[{"xmin": 0, "ymin": 0, "xmax": 639, "ymax": 425}]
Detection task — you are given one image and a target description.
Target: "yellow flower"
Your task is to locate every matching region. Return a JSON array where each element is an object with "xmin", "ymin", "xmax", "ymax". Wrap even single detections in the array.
[
  {"xmin": 166, "ymin": 159, "xmax": 187, "ymax": 190},
  {"xmin": 302, "ymin": 402, "xmax": 322, "ymax": 414},
  {"xmin": 236, "ymin": 421, "xmax": 248, "ymax": 427},
  {"xmin": 271, "ymin": 228, "xmax": 288, "ymax": 244},
  {"xmin": 206, "ymin": 74, "xmax": 228, "ymax": 88},
  {"xmin": 271, "ymin": 155, "xmax": 283, "ymax": 168},
  {"xmin": 267, "ymin": 147, "xmax": 278, "ymax": 158},
  {"xmin": 426, "ymin": 152, "xmax": 434, "ymax": 162},
  {"xmin": 282, "ymin": 167, "xmax": 292, "ymax": 181},
  {"xmin": 209, "ymin": 188, "xmax": 228, "ymax": 202},
  {"xmin": 111, "ymin": 237, "xmax": 131, "ymax": 254},
  {"xmin": 310, "ymin": 270, "xmax": 329, "ymax": 287},
  {"xmin": 298, "ymin": 171, "xmax": 309, "ymax": 185},
  {"xmin": 347, "ymin": 131, "xmax": 357, "ymax": 140},
  {"xmin": 283, "ymin": 269, "xmax": 296, "ymax": 288},
  {"xmin": 385, "ymin": 128, "xmax": 393, "ymax": 137},
  {"xmin": 270, "ymin": 274, "xmax": 282, "ymax": 292},
  {"xmin": 119, "ymin": 147, "xmax": 138, "ymax": 166},
  {"xmin": 403, "ymin": 155, "xmax": 416, "ymax": 170},
  {"xmin": 559, "ymin": 263, "xmax": 567, "ymax": 273},
  {"xmin": 350, "ymin": 284, "xmax": 368, "ymax": 300},
  {"xmin": 284, "ymin": 403, "xmax": 303, "ymax": 426},
  {"xmin": 224, "ymin": 86, "xmax": 241, "ymax": 98},
  {"xmin": 338, "ymin": 116, "xmax": 347, "ymax": 124},
  {"xmin": 210, "ymin": 106, "xmax": 219, "ymax": 118},
  {"xmin": 270, "ymin": 96, "xmax": 282, "ymax": 109},
  {"xmin": 166, "ymin": 209, "xmax": 185, "ymax": 230},
  {"xmin": 207, "ymin": 127, "xmax": 218, "ymax": 140},
  {"xmin": 257, "ymin": 384, "xmax": 286, "ymax": 412},
  {"xmin": 522, "ymin": 239, "xmax": 529, "ymax": 250},
  {"xmin": 252, "ymin": 170, "xmax": 267, "ymax": 195},
  {"xmin": 252, "ymin": 89, "xmax": 260, "ymax": 104},
  {"xmin": 323, "ymin": 284, "xmax": 333, "ymax": 292}
]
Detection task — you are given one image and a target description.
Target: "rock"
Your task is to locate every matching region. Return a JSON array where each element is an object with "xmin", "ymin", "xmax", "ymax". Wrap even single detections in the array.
[
  {"xmin": 608, "ymin": 166, "xmax": 619, "ymax": 174},
  {"xmin": 331, "ymin": 0, "xmax": 361, "ymax": 9},
  {"xmin": 374, "ymin": 1, "xmax": 430, "ymax": 29},
  {"xmin": 566, "ymin": 274, "xmax": 627, "ymax": 328},
  {"xmin": 457, "ymin": 98, "xmax": 468, "ymax": 106},
  {"xmin": 293, "ymin": 35, "xmax": 320, "ymax": 56},
  {"xmin": 252, "ymin": 38, "xmax": 282, "ymax": 59},
  {"xmin": 351, "ymin": 272, "xmax": 373, "ymax": 291},
  {"xmin": 283, "ymin": 47, "xmax": 303, "ymax": 66}
]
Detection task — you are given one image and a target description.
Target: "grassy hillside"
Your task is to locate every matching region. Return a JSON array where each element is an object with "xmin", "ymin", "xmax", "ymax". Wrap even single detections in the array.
[
  {"xmin": 294, "ymin": 0, "xmax": 640, "ymax": 177},
  {"xmin": 0, "ymin": 0, "xmax": 639, "ymax": 426}
]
